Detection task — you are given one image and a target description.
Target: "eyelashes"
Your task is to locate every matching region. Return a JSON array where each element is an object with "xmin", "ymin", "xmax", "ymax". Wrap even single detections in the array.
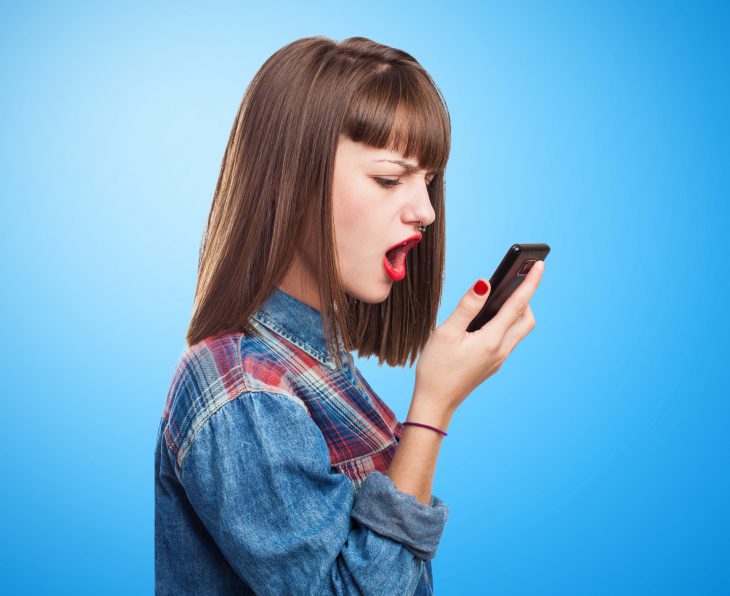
[
  {"xmin": 374, "ymin": 177, "xmax": 402, "ymax": 189},
  {"xmin": 374, "ymin": 177, "xmax": 435, "ymax": 190}
]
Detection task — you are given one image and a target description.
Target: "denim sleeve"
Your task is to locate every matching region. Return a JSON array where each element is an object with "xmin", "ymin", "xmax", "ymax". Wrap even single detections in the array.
[{"xmin": 179, "ymin": 390, "xmax": 449, "ymax": 595}]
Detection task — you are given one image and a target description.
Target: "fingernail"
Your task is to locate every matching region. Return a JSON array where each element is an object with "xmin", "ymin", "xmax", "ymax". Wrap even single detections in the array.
[{"xmin": 474, "ymin": 280, "xmax": 488, "ymax": 295}]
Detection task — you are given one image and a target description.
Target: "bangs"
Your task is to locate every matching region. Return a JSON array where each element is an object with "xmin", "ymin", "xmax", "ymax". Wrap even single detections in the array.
[{"xmin": 341, "ymin": 65, "xmax": 450, "ymax": 174}]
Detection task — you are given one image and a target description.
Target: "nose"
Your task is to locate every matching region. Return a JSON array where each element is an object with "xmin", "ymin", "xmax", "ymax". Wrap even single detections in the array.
[{"xmin": 411, "ymin": 183, "xmax": 436, "ymax": 228}]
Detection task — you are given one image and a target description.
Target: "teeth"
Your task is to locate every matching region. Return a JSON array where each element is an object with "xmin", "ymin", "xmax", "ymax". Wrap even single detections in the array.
[{"xmin": 389, "ymin": 239, "xmax": 414, "ymax": 253}]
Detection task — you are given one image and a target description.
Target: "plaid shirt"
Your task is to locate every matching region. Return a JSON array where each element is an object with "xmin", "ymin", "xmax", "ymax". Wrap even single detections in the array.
[{"xmin": 155, "ymin": 287, "xmax": 448, "ymax": 595}]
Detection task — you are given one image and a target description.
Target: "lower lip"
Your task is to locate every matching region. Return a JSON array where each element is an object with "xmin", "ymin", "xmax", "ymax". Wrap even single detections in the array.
[{"xmin": 383, "ymin": 254, "xmax": 407, "ymax": 282}]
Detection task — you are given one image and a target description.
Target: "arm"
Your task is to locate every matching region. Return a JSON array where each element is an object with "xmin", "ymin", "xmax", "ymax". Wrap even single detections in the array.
[
  {"xmin": 178, "ymin": 390, "xmax": 449, "ymax": 595},
  {"xmin": 386, "ymin": 393, "xmax": 455, "ymax": 505}
]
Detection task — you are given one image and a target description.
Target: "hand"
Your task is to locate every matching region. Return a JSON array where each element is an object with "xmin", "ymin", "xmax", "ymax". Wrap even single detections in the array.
[{"xmin": 414, "ymin": 260, "xmax": 545, "ymax": 415}]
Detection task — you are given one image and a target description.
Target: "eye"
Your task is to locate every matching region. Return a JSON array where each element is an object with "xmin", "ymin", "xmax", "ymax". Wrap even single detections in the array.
[{"xmin": 373, "ymin": 177, "xmax": 402, "ymax": 189}]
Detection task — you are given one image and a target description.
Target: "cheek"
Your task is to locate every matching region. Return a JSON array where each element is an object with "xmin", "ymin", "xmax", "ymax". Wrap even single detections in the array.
[
  {"xmin": 333, "ymin": 187, "xmax": 381, "ymax": 254},
  {"xmin": 334, "ymin": 194, "xmax": 361, "ymax": 228}
]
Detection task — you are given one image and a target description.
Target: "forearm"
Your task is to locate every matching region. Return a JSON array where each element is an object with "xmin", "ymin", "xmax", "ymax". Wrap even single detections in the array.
[{"xmin": 386, "ymin": 391, "xmax": 454, "ymax": 505}]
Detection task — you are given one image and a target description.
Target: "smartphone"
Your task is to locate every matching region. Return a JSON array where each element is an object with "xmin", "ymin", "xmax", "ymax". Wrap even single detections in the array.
[{"xmin": 466, "ymin": 243, "xmax": 551, "ymax": 333}]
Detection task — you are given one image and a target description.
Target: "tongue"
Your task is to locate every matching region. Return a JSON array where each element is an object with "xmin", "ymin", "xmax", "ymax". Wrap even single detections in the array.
[{"xmin": 386, "ymin": 246, "xmax": 407, "ymax": 271}]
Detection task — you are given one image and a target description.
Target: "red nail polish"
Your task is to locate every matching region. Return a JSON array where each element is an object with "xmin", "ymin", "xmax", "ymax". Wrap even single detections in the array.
[{"xmin": 474, "ymin": 280, "xmax": 488, "ymax": 295}]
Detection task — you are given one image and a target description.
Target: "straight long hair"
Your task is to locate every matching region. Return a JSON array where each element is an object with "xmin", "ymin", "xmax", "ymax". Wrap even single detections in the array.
[{"xmin": 186, "ymin": 35, "xmax": 451, "ymax": 369}]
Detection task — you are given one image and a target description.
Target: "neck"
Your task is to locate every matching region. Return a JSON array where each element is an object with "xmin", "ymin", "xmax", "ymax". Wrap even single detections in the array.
[{"xmin": 278, "ymin": 255, "xmax": 321, "ymax": 312}]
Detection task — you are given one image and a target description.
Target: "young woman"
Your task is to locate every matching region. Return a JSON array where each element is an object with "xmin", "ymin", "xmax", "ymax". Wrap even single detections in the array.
[{"xmin": 155, "ymin": 35, "xmax": 545, "ymax": 595}]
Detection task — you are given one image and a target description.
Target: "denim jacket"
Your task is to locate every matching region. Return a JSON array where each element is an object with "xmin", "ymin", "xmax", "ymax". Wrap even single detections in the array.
[{"xmin": 155, "ymin": 287, "xmax": 449, "ymax": 595}]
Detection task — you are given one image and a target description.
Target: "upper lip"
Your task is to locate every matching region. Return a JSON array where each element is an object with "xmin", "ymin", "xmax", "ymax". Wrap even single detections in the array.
[{"xmin": 386, "ymin": 233, "xmax": 423, "ymax": 254}]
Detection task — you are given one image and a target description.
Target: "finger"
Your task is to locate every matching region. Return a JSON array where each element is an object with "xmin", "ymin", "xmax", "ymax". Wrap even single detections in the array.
[
  {"xmin": 487, "ymin": 259, "xmax": 544, "ymax": 338},
  {"xmin": 501, "ymin": 304, "xmax": 536, "ymax": 352},
  {"xmin": 442, "ymin": 278, "xmax": 491, "ymax": 334}
]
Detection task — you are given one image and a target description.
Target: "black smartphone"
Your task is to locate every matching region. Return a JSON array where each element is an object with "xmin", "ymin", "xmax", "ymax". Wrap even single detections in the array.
[{"xmin": 466, "ymin": 243, "xmax": 551, "ymax": 333}]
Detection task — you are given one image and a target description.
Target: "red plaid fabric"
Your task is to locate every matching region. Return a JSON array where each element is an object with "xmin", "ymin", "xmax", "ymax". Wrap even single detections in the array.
[{"xmin": 163, "ymin": 287, "xmax": 405, "ymax": 491}]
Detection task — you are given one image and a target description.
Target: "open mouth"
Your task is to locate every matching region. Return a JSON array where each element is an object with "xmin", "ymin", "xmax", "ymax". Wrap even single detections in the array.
[{"xmin": 384, "ymin": 235, "xmax": 421, "ymax": 281}]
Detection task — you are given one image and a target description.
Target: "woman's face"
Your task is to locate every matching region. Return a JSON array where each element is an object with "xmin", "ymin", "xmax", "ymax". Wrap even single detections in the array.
[
  {"xmin": 279, "ymin": 133, "xmax": 436, "ymax": 310},
  {"xmin": 332, "ymin": 133, "xmax": 437, "ymax": 303}
]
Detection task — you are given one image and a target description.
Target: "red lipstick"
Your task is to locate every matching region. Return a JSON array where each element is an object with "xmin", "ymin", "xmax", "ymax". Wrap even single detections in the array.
[{"xmin": 383, "ymin": 233, "xmax": 422, "ymax": 282}]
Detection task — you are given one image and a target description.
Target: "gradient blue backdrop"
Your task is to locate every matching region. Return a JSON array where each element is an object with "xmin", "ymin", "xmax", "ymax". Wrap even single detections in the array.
[{"xmin": 1, "ymin": 1, "xmax": 728, "ymax": 594}]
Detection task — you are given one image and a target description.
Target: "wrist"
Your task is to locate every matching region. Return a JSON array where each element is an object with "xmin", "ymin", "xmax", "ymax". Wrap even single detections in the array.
[{"xmin": 406, "ymin": 398, "xmax": 455, "ymax": 433}]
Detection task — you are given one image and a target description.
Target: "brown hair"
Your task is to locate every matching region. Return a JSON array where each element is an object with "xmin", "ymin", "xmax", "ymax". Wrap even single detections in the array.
[{"xmin": 186, "ymin": 35, "xmax": 451, "ymax": 369}]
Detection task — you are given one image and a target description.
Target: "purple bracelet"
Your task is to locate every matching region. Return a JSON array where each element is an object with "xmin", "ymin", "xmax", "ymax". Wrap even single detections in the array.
[{"xmin": 403, "ymin": 421, "xmax": 448, "ymax": 437}]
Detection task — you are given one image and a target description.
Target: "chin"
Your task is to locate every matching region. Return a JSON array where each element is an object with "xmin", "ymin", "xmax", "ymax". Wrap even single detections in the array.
[{"xmin": 345, "ymin": 283, "xmax": 392, "ymax": 304}]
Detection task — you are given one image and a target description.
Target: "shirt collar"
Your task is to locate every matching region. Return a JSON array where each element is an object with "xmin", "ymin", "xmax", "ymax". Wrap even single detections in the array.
[{"xmin": 251, "ymin": 287, "xmax": 352, "ymax": 370}]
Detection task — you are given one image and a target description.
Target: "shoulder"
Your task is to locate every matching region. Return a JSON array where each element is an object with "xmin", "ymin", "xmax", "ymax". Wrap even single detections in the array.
[{"xmin": 159, "ymin": 332, "xmax": 307, "ymax": 470}]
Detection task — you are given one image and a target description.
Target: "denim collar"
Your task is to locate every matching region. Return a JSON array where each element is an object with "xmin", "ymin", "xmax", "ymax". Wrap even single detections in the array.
[{"xmin": 251, "ymin": 287, "xmax": 352, "ymax": 370}]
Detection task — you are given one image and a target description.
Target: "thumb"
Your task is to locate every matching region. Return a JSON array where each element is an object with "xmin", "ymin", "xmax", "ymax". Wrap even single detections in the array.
[{"xmin": 444, "ymin": 279, "xmax": 491, "ymax": 333}]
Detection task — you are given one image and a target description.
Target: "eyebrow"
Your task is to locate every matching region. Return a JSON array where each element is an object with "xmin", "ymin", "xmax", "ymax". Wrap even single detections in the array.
[{"xmin": 373, "ymin": 159, "xmax": 435, "ymax": 174}]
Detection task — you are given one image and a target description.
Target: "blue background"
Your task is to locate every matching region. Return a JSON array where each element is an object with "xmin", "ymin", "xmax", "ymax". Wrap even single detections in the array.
[{"xmin": 1, "ymin": 1, "xmax": 728, "ymax": 594}]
